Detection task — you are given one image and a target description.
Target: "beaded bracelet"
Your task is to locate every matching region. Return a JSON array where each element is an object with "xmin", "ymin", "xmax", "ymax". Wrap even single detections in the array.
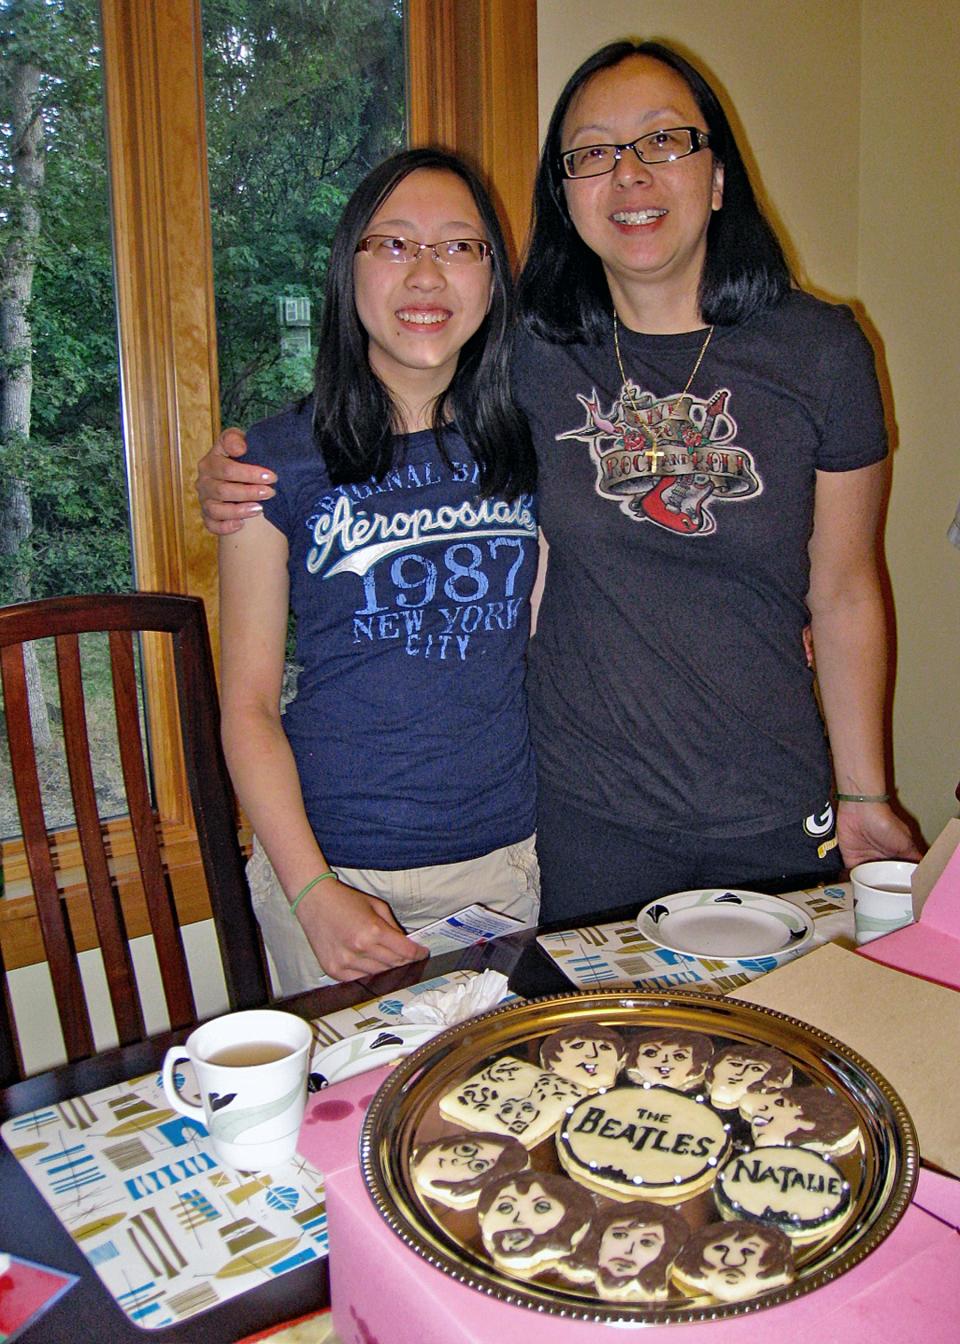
[
  {"xmin": 289, "ymin": 870, "xmax": 338, "ymax": 916},
  {"xmin": 835, "ymin": 792, "xmax": 890, "ymax": 804}
]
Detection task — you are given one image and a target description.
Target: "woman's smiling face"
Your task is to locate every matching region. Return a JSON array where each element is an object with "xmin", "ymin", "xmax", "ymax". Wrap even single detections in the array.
[
  {"xmin": 561, "ymin": 54, "xmax": 722, "ymax": 323},
  {"xmin": 354, "ymin": 168, "xmax": 492, "ymax": 417}
]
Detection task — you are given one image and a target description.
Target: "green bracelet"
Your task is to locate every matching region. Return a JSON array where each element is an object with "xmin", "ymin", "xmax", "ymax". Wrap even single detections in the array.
[
  {"xmin": 835, "ymin": 792, "xmax": 890, "ymax": 804},
  {"xmin": 289, "ymin": 871, "xmax": 338, "ymax": 916}
]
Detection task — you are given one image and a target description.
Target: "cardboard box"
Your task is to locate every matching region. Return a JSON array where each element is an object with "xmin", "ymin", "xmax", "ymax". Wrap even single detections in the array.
[
  {"xmin": 858, "ymin": 819, "xmax": 960, "ymax": 990},
  {"xmin": 304, "ymin": 1066, "xmax": 960, "ymax": 1343}
]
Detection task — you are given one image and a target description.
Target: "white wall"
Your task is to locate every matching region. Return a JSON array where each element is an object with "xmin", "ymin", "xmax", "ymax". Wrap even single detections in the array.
[{"xmin": 538, "ymin": 0, "xmax": 960, "ymax": 845}]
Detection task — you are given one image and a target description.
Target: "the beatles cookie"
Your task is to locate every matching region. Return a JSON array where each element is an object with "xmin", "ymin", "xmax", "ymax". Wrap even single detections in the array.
[
  {"xmin": 715, "ymin": 1145, "xmax": 852, "ymax": 1242},
  {"xmin": 556, "ymin": 1085, "xmax": 731, "ymax": 1202},
  {"xmin": 476, "ymin": 1170, "xmax": 595, "ymax": 1278},
  {"xmin": 706, "ymin": 1043, "xmax": 793, "ymax": 1110},
  {"xmin": 555, "ymin": 1200, "xmax": 689, "ymax": 1302},
  {"xmin": 540, "ymin": 1023, "xmax": 626, "ymax": 1092},
  {"xmin": 624, "ymin": 1028, "xmax": 714, "ymax": 1092},
  {"xmin": 410, "ymin": 1132, "xmax": 529, "ymax": 1209},
  {"xmin": 671, "ymin": 1220, "xmax": 795, "ymax": 1303}
]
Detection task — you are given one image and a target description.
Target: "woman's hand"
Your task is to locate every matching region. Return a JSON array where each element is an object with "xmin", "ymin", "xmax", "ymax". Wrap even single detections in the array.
[
  {"xmin": 836, "ymin": 801, "xmax": 923, "ymax": 871},
  {"xmin": 196, "ymin": 427, "xmax": 275, "ymax": 535},
  {"xmin": 295, "ymin": 877, "xmax": 428, "ymax": 982}
]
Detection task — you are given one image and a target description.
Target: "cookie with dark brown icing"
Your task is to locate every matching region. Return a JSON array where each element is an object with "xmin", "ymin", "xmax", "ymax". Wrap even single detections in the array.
[
  {"xmin": 738, "ymin": 1084, "xmax": 860, "ymax": 1155},
  {"xmin": 554, "ymin": 1200, "xmax": 689, "ymax": 1301},
  {"xmin": 705, "ymin": 1043, "xmax": 793, "ymax": 1110},
  {"xmin": 671, "ymin": 1220, "xmax": 795, "ymax": 1303},
  {"xmin": 476, "ymin": 1170, "xmax": 595, "ymax": 1277},
  {"xmin": 540, "ymin": 1023, "xmax": 626, "ymax": 1092},
  {"xmin": 624, "ymin": 1028, "xmax": 714, "ymax": 1092},
  {"xmin": 410, "ymin": 1132, "xmax": 529, "ymax": 1209}
]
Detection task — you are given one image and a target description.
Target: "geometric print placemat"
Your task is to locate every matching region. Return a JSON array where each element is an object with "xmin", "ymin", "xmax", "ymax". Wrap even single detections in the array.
[{"xmin": 0, "ymin": 970, "xmax": 478, "ymax": 1331}]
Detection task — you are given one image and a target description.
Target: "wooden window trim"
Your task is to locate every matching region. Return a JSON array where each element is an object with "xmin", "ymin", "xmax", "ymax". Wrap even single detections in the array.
[{"xmin": 1, "ymin": 0, "xmax": 538, "ymax": 967}]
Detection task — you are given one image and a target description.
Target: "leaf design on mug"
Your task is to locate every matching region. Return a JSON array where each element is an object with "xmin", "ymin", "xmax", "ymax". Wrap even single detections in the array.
[
  {"xmin": 208, "ymin": 1081, "xmax": 304, "ymax": 1144},
  {"xmin": 208, "ymin": 1092, "xmax": 238, "ymax": 1112}
]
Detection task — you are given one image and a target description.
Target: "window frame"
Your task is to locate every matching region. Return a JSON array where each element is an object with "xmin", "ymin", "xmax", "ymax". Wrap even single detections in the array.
[{"xmin": 0, "ymin": 0, "xmax": 538, "ymax": 969}]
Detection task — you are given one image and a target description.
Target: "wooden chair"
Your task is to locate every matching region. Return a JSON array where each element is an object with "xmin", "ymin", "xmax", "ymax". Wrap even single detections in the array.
[{"xmin": 0, "ymin": 592, "xmax": 269, "ymax": 1084}]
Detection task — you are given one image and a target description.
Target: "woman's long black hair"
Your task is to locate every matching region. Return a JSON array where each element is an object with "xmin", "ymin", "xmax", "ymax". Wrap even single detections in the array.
[
  {"xmin": 517, "ymin": 41, "xmax": 792, "ymax": 343},
  {"xmin": 312, "ymin": 147, "xmax": 535, "ymax": 498}
]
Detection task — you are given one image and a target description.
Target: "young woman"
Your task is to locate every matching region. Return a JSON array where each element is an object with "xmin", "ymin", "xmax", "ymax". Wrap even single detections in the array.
[
  {"xmin": 218, "ymin": 148, "xmax": 538, "ymax": 990},
  {"xmin": 201, "ymin": 43, "xmax": 920, "ymax": 926}
]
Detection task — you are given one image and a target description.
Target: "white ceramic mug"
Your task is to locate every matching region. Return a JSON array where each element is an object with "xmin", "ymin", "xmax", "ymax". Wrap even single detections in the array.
[
  {"xmin": 161, "ymin": 1009, "xmax": 313, "ymax": 1171},
  {"xmin": 850, "ymin": 860, "xmax": 917, "ymax": 946}
]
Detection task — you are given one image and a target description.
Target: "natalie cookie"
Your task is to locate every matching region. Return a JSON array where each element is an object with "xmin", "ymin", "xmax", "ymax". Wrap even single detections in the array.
[
  {"xmin": 438, "ymin": 1054, "xmax": 586, "ymax": 1148},
  {"xmin": 476, "ymin": 1170, "xmax": 595, "ymax": 1278},
  {"xmin": 715, "ymin": 1144, "xmax": 852, "ymax": 1242},
  {"xmin": 410, "ymin": 1131, "xmax": 529, "ymax": 1210},
  {"xmin": 671, "ymin": 1219, "xmax": 795, "ymax": 1303},
  {"xmin": 556, "ymin": 1085, "xmax": 731, "ymax": 1203}
]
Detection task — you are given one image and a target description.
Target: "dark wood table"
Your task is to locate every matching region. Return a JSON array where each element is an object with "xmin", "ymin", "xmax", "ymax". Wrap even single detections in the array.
[{"xmin": 0, "ymin": 923, "xmax": 572, "ymax": 1342}]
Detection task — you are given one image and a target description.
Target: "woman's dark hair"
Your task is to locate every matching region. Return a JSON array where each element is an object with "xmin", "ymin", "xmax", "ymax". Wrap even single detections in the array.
[
  {"xmin": 313, "ymin": 146, "xmax": 535, "ymax": 498},
  {"xmin": 517, "ymin": 40, "xmax": 791, "ymax": 342}
]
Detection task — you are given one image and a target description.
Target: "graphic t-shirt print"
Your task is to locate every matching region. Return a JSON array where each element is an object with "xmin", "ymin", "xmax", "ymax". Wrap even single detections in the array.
[{"xmin": 559, "ymin": 382, "xmax": 762, "ymax": 535}]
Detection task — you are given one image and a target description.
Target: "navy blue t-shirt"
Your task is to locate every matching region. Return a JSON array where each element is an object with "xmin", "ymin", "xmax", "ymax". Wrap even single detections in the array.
[{"xmin": 254, "ymin": 402, "xmax": 538, "ymax": 868}]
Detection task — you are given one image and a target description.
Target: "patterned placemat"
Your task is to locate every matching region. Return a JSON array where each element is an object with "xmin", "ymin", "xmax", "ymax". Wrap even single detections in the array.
[
  {"xmin": 0, "ymin": 970, "xmax": 478, "ymax": 1331},
  {"xmin": 537, "ymin": 885, "xmax": 851, "ymax": 993}
]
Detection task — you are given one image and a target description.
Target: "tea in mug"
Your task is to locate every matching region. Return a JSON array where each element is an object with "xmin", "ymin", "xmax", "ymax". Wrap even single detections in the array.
[{"xmin": 205, "ymin": 1041, "xmax": 294, "ymax": 1067}]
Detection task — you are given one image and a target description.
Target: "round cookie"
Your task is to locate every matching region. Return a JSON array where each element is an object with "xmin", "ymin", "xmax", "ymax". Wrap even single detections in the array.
[
  {"xmin": 671, "ymin": 1220, "xmax": 795, "ymax": 1303},
  {"xmin": 738, "ymin": 1085, "xmax": 860, "ymax": 1155},
  {"xmin": 715, "ymin": 1144, "xmax": 852, "ymax": 1242},
  {"xmin": 410, "ymin": 1132, "xmax": 528, "ymax": 1209},
  {"xmin": 624, "ymin": 1028, "xmax": 714, "ymax": 1092},
  {"xmin": 476, "ymin": 1170, "xmax": 595, "ymax": 1278},
  {"xmin": 540, "ymin": 1023, "xmax": 626, "ymax": 1092},
  {"xmin": 705, "ymin": 1043, "xmax": 793, "ymax": 1110},
  {"xmin": 555, "ymin": 1200, "xmax": 689, "ymax": 1302},
  {"xmin": 557, "ymin": 1085, "xmax": 731, "ymax": 1203}
]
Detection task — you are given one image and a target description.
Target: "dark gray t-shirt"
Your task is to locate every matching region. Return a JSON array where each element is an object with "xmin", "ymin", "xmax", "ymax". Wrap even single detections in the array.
[{"xmin": 514, "ymin": 290, "xmax": 887, "ymax": 837}]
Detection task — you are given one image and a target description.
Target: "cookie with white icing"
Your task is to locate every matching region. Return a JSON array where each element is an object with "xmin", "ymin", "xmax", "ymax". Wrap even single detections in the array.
[
  {"xmin": 738, "ymin": 1085, "xmax": 860, "ymax": 1155},
  {"xmin": 439, "ymin": 1054, "xmax": 585, "ymax": 1148},
  {"xmin": 410, "ymin": 1132, "xmax": 529, "ymax": 1209},
  {"xmin": 540, "ymin": 1023, "xmax": 626, "ymax": 1093},
  {"xmin": 555, "ymin": 1200, "xmax": 689, "ymax": 1302},
  {"xmin": 671, "ymin": 1220, "xmax": 795, "ymax": 1303},
  {"xmin": 556, "ymin": 1085, "xmax": 731, "ymax": 1203},
  {"xmin": 476, "ymin": 1170, "xmax": 594, "ymax": 1278},
  {"xmin": 715, "ymin": 1145, "xmax": 852, "ymax": 1242},
  {"xmin": 705, "ymin": 1044, "xmax": 793, "ymax": 1110},
  {"xmin": 624, "ymin": 1028, "xmax": 714, "ymax": 1092}
]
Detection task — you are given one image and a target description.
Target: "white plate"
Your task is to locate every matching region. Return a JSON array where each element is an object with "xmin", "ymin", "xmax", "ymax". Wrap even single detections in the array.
[
  {"xmin": 309, "ymin": 1023, "xmax": 442, "ymax": 1088},
  {"xmin": 636, "ymin": 888, "xmax": 815, "ymax": 960}
]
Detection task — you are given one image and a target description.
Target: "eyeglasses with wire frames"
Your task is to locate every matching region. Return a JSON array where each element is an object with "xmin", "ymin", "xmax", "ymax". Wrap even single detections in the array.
[
  {"xmin": 356, "ymin": 235, "xmax": 492, "ymax": 266},
  {"xmin": 561, "ymin": 127, "xmax": 711, "ymax": 180}
]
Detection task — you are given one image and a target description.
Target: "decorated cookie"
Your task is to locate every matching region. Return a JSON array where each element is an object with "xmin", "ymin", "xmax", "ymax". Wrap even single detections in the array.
[
  {"xmin": 410, "ymin": 1132, "xmax": 529, "ymax": 1209},
  {"xmin": 476, "ymin": 1170, "xmax": 595, "ymax": 1277},
  {"xmin": 540, "ymin": 1023, "xmax": 626, "ymax": 1092},
  {"xmin": 671, "ymin": 1220, "xmax": 795, "ymax": 1303},
  {"xmin": 555, "ymin": 1200, "xmax": 689, "ymax": 1302},
  {"xmin": 715, "ymin": 1145, "xmax": 852, "ymax": 1242},
  {"xmin": 439, "ymin": 1054, "xmax": 585, "ymax": 1148},
  {"xmin": 738, "ymin": 1085, "xmax": 860, "ymax": 1156},
  {"xmin": 624, "ymin": 1028, "xmax": 714, "ymax": 1092},
  {"xmin": 557, "ymin": 1084, "xmax": 731, "ymax": 1203},
  {"xmin": 705, "ymin": 1044, "xmax": 793, "ymax": 1110}
]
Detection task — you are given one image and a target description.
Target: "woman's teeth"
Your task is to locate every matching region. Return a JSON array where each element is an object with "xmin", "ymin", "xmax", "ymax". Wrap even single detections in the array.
[
  {"xmin": 612, "ymin": 209, "xmax": 667, "ymax": 225},
  {"xmin": 397, "ymin": 310, "xmax": 448, "ymax": 324}
]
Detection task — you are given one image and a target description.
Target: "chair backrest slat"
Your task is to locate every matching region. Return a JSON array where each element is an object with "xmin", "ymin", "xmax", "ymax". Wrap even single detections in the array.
[
  {"xmin": 0, "ymin": 593, "xmax": 269, "ymax": 1083},
  {"xmin": 1, "ymin": 641, "xmax": 95, "ymax": 1062},
  {"xmin": 108, "ymin": 629, "xmax": 196, "ymax": 1029},
  {"xmin": 55, "ymin": 632, "xmax": 145, "ymax": 1045}
]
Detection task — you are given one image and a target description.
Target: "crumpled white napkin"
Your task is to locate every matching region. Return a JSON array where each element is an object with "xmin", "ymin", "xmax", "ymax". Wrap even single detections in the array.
[{"xmin": 400, "ymin": 969, "xmax": 511, "ymax": 1027}]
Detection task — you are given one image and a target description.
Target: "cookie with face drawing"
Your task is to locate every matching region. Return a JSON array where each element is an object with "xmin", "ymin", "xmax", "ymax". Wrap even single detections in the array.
[
  {"xmin": 476, "ymin": 1170, "xmax": 595, "ymax": 1277},
  {"xmin": 671, "ymin": 1220, "xmax": 795, "ymax": 1303},
  {"xmin": 738, "ymin": 1084, "xmax": 860, "ymax": 1155},
  {"xmin": 554, "ymin": 1200, "xmax": 689, "ymax": 1302},
  {"xmin": 540, "ymin": 1023, "xmax": 626, "ymax": 1092},
  {"xmin": 410, "ymin": 1132, "xmax": 529, "ymax": 1209},
  {"xmin": 624, "ymin": 1028, "xmax": 714, "ymax": 1092},
  {"xmin": 705, "ymin": 1044, "xmax": 793, "ymax": 1110},
  {"xmin": 438, "ymin": 1054, "xmax": 585, "ymax": 1148}
]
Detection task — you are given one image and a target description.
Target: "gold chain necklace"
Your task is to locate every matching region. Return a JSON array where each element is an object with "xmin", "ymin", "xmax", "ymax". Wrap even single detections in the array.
[{"xmin": 613, "ymin": 311, "xmax": 714, "ymax": 397}]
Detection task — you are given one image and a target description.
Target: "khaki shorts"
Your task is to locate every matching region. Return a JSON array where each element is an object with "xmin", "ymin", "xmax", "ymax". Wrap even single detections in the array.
[{"xmin": 248, "ymin": 836, "xmax": 540, "ymax": 996}]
